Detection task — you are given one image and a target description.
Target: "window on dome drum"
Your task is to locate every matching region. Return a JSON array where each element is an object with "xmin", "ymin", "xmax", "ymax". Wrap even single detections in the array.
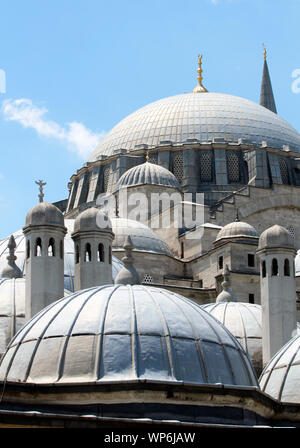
[
  {"xmin": 172, "ymin": 152, "xmax": 184, "ymax": 182},
  {"xmin": 284, "ymin": 259, "xmax": 290, "ymax": 277},
  {"xmin": 249, "ymin": 294, "xmax": 255, "ymax": 304},
  {"xmin": 98, "ymin": 243, "xmax": 105, "ymax": 262},
  {"xmin": 109, "ymin": 246, "xmax": 112, "ymax": 265},
  {"xmin": 218, "ymin": 255, "xmax": 223, "ymax": 270},
  {"xmin": 262, "ymin": 260, "xmax": 266, "ymax": 278},
  {"xmin": 287, "ymin": 226, "xmax": 295, "ymax": 241},
  {"xmin": 271, "ymin": 258, "xmax": 278, "ymax": 276},
  {"xmin": 84, "ymin": 243, "xmax": 92, "ymax": 262},
  {"xmin": 248, "ymin": 254, "xmax": 255, "ymax": 267},
  {"xmin": 227, "ymin": 151, "xmax": 240, "ymax": 183},
  {"xmin": 75, "ymin": 244, "xmax": 80, "ymax": 264},
  {"xmin": 26, "ymin": 240, "xmax": 30, "ymax": 259},
  {"xmin": 103, "ymin": 166, "xmax": 110, "ymax": 192},
  {"xmin": 34, "ymin": 238, "xmax": 42, "ymax": 257},
  {"xmin": 60, "ymin": 240, "xmax": 63, "ymax": 259},
  {"xmin": 279, "ymin": 158, "xmax": 290, "ymax": 185},
  {"xmin": 48, "ymin": 238, "xmax": 55, "ymax": 257},
  {"xmin": 200, "ymin": 151, "xmax": 213, "ymax": 182},
  {"xmin": 143, "ymin": 274, "xmax": 153, "ymax": 284}
]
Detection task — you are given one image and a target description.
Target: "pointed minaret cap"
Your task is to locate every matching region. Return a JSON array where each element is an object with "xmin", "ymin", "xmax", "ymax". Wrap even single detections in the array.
[
  {"xmin": 114, "ymin": 235, "xmax": 141, "ymax": 285},
  {"xmin": 1, "ymin": 235, "xmax": 22, "ymax": 279},
  {"xmin": 192, "ymin": 54, "xmax": 208, "ymax": 93},
  {"xmin": 260, "ymin": 46, "xmax": 277, "ymax": 114},
  {"xmin": 216, "ymin": 265, "xmax": 237, "ymax": 303}
]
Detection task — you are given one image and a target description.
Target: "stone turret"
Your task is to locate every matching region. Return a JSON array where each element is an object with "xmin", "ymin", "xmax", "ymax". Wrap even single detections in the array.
[
  {"xmin": 72, "ymin": 207, "xmax": 114, "ymax": 290},
  {"xmin": 23, "ymin": 183, "xmax": 67, "ymax": 319},
  {"xmin": 256, "ymin": 224, "xmax": 296, "ymax": 366}
]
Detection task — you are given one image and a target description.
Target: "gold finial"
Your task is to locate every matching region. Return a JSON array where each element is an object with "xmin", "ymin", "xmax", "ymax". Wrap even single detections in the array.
[
  {"xmin": 263, "ymin": 44, "xmax": 267, "ymax": 61},
  {"xmin": 192, "ymin": 54, "xmax": 208, "ymax": 93},
  {"xmin": 146, "ymin": 151, "xmax": 149, "ymax": 163}
]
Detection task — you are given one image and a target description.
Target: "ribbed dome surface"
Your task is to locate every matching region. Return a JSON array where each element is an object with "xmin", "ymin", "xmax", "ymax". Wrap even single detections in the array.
[
  {"xmin": 0, "ymin": 278, "xmax": 26, "ymax": 356},
  {"xmin": 215, "ymin": 221, "xmax": 259, "ymax": 243},
  {"xmin": 0, "ymin": 285, "xmax": 258, "ymax": 386},
  {"xmin": 258, "ymin": 225, "xmax": 294, "ymax": 251},
  {"xmin": 89, "ymin": 93, "xmax": 300, "ymax": 161},
  {"xmin": 0, "ymin": 220, "xmax": 124, "ymax": 292},
  {"xmin": 202, "ymin": 302, "xmax": 262, "ymax": 374},
  {"xmin": 259, "ymin": 333, "xmax": 300, "ymax": 403},
  {"xmin": 74, "ymin": 207, "xmax": 112, "ymax": 233},
  {"xmin": 116, "ymin": 162, "xmax": 181, "ymax": 190}
]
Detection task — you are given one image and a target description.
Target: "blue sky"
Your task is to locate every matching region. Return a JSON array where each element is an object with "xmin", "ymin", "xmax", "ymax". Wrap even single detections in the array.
[{"xmin": 0, "ymin": 0, "xmax": 300, "ymax": 238}]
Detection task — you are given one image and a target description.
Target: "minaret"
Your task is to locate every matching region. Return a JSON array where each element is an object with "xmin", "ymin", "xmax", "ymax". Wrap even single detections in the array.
[
  {"xmin": 23, "ymin": 181, "xmax": 67, "ymax": 319},
  {"xmin": 216, "ymin": 265, "xmax": 237, "ymax": 303},
  {"xmin": 72, "ymin": 207, "xmax": 114, "ymax": 290},
  {"xmin": 256, "ymin": 225, "xmax": 296, "ymax": 366},
  {"xmin": 1, "ymin": 235, "xmax": 22, "ymax": 279},
  {"xmin": 115, "ymin": 235, "xmax": 140, "ymax": 285},
  {"xmin": 260, "ymin": 46, "xmax": 277, "ymax": 114},
  {"xmin": 192, "ymin": 54, "xmax": 208, "ymax": 93}
]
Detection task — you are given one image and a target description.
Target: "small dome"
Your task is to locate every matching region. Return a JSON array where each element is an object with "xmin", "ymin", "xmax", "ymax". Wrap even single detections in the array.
[
  {"xmin": 116, "ymin": 162, "xmax": 181, "ymax": 191},
  {"xmin": 202, "ymin": 302, "xmax": 263, "ymax": 375},
  {"xmin": 25, "ymin": 202, "xmax": 65, "ymax": 228},
  {"xmin": 0, "ymin": 285, "xmax": 258, "ymax": 387},
  {"xmin": 73, "ymin": 207, "xmax": 112, "ymax": 233},
  {"xmin": 215, "ymin": 221, "xmax": 259, "ymax": 244},
  {"xmin": 110, "ymin": 217, "xmax": 172, "ymax": 256},
  {"xmin": 259, "ymin": 333, "xmax": 300, "ymax": 403},
  {"xmin": 258, "ymin": 225, "xmax": 294, "ymax": 251},
  {"xmin": 0, "ymin": 220, "xmax": 124, "ymax": 292}
]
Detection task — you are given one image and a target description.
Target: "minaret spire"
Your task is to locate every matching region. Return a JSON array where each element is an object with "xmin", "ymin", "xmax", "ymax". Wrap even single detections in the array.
[
  {"xmin": 192, "ymin": 54, "xmax": 208, "ymax": 93},
  {"xmin": 260, "ymin": 46, "xmax": 277, "ymax": 114}
]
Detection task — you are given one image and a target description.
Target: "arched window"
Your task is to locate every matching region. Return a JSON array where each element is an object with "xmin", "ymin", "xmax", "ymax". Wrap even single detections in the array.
[
  {"xmin": 284, "ymin": 258, "xmax": 290, "ymax": 277},
  {"xmin": 75, "ymin": 244, "xmax": 80, "ymax": 264},
  {"xmin": 200, "ymin": 151, "xmax": 213, "ymax": 182},
  {"xmin": 271, "ymin": 258, "xmax": 278, "ymax": 276},
  {"xmin": 34, "ymin": 238, "xmax": 42, "ymax": 257},
  {"xmin": 172, "ymin": 152, "xmax": 184, "ymax": 183},
  {"xmin": 227, "ymin": 151, "xmax": 240, "ymax": 183},
  {"xmin": 84, "ymin": 243, "xmax": 92, "ymax": 262},
  {"xmin": 60, "ymin": 240, "xmax": 63, "ymax": 259},
  {"xmin": 48, "ymin": 238, "xmax": 55, "ymax": 257},
  {"xmin": 98, "ymin": 243, "xmax": 105, "ymax": 262},
  {"xmin": 109, "ymin": 246, "xmax": 112, "ymax": 265},
  {"xmin": 262, "ymin": 260, "xmax": 266, "ymax": 278},
  {"xmin": 26, "ymin": 240, "xmax": 30, "ymax": 259},
  {"xmin": 218, "ymin": 255, "xmax": 223, "ymax": 270}
]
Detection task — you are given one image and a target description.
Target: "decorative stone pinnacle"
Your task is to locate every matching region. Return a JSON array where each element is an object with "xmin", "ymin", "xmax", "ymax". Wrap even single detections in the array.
[
  {"xmin": 35, "ymin": 179, "xmax": 47, "ymax": 203},
  {"xmin": 145, "ymin": 151, "xmax": 150, "ymax": 163},
  {"xmin": 1, "ymin": 235, "xmax": 22, "ymax": 279},
  {"xmin": 114, "ymin": 235, "xmax": 140, "ymax": 285},
  {"xmin": 216, "ymin": 264, "xmax": 237, "ymax": 303}
]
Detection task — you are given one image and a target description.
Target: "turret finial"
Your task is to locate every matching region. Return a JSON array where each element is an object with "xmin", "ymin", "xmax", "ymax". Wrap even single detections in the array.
[
  {"xmin": 35, "ymin": 180, "xmax": 47, "ymax": 203},
  {"xmin": 192, "ymin": 54, "xmax": 208, "ymax": 93},
  {"xmin": 235, "ymin": 208, "xmax": 240, "ymax": 222},
  {"xmin": 216, "ymin": 264, "xmax": 237, "ymax": 303},
  {"xmin": 1, "ymin": 235, "xmax": 22, "ymax": 279},
  {"xmin": 114, "ymin": 235, "xmax": 140, "ymax": 285},
  {"xmin": 146, "ymin": 151, "xmax": 150, "ymax": 163}
]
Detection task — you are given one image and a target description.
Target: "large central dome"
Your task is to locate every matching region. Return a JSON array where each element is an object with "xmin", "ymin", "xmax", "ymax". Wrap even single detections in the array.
[{"xmin": 89, "ymin": 92, "xmax": 300, "ymax": 161}]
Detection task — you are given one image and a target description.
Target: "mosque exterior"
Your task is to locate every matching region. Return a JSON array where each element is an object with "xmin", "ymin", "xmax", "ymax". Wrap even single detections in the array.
[{"xmin": 1, "ymin": 53, "xmax": 300, "ymax": 428}]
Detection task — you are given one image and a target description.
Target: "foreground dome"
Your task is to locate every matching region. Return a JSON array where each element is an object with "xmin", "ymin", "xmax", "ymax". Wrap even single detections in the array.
[
  {"xmin": 0, "ymin": 285, "xmax": 258, "ymax": 386},
  {"xmin": 89, "ymin": 92, "xmax": 300, "ymax": 161}
]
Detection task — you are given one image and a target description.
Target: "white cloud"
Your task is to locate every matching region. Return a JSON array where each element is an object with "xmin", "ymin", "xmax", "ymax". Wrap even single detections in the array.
[{"xmin": 1, "ymin": 98, "xmax": 105, "ymax": 158}]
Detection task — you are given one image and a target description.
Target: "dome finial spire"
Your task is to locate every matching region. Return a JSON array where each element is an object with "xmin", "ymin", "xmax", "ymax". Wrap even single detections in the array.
[
  {"xmin": 192, "ymin": 54, "xmax": 208, "ymax": 94},
  {"xmin": 1, "ymin": 235, "xmax": 22, "ymax": 279},
  {"xmin": 35, "ymin": 180, "xmax": 47, "ymax": 203},
  {"xmin": 145, "ymin": 150, "xmax": 150, "ymax": 163}
]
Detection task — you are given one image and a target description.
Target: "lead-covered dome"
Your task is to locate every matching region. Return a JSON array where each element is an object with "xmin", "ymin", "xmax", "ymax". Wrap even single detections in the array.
[
  {"xmin": 0, "ymin": 285, "xmax": 258, "ymax": 387},
  {"xmin": 116, "ymin": 162, "xmax": 181, "ymax": 191},
  {"xmin": 215, "ymin": 221, "xmax": 259, "ymax": 245},
  {"xmin": 258, "ymin": 224, "xmax": 294, "ymax": 251},
  {"xmin": 202, "ymin": 302, "xmax": 263, "ymax": 375},
  {"xmin": 89, "ymin": 93, "xmax": 300, "ymax": 161},
  {"xmin": 25, "ymin": 202, "xmax": 65, "ymax": 227},
  {"xmin": 259, "ymin": 333, "xmax": 300, "ymax": 403}
]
